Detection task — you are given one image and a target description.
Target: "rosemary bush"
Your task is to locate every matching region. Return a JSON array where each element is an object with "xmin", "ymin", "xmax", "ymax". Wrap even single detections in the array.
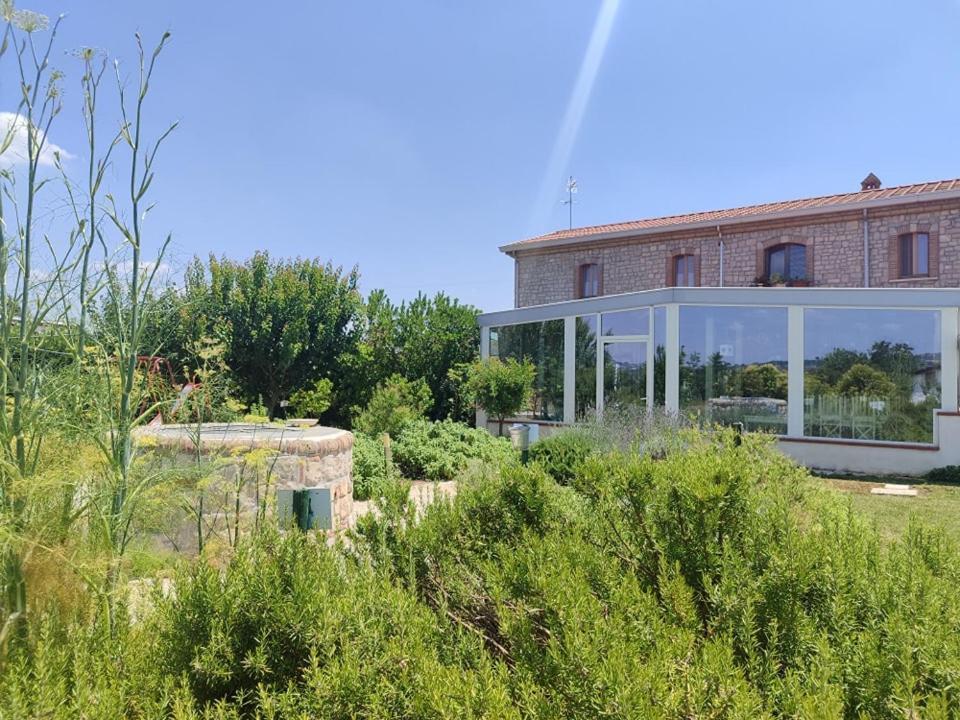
[
  {"xmin": 392, "ymin": 419, "xmax": 514, "ymax": 481},
  {"xmin": 4, "ymin": 430, "xmax": 960, "ymax": 718}
]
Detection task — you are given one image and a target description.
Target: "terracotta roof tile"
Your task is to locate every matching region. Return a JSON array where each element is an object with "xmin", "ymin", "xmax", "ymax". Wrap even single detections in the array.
[{"xmin": 511, "ymin": 177, "xmax": 960, "ymax": 248}]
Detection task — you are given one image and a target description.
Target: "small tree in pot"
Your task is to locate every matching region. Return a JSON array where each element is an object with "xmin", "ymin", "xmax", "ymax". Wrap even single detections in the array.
[{"xmin": 461, "ymin": 357, "xmax": 535, "ymax": 436}]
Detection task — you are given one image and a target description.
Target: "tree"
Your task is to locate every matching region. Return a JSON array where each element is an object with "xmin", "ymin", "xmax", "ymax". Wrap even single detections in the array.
[
  {"xmin": 804, "ymin": 372, "xmax": 829, "ymax": 399},
  {"xmin": 91, "ymin": 284, "xmax": 197, "ymax": 374},
  {"xmin": 359, "ymin": 291, "xmax": 479, "ymax": 423},
  {"xmin": 461, "ymin": 357, "xmax": 535, "ymax": 436},
  {"xmin": 576, "ymin": 317, "xmax": 598, "ymax": 416},
  {"xmin": 835, "ymin": 363, "xmax": 897, "ymax": 399},
  {"xmin": 354, "ymin": 374, "xmax": 432, "ymax": 438},
  {"xmin": 814, "ymin": 348, "xmax": 867, "ymax": 386},
  {"xmin": 869, "ymin": 340, "xmax": 918, "ymax": 396},
  {"xmin": 182, "ymin": 253, "xmax": 365, "ymax": 420},
  {"xmin": 869, "ymin": 340, "xmax": 918, "ymax": 377},
  {"xmin": 739, "ymin": 363, "xmax": 787, "ymax": 400}
]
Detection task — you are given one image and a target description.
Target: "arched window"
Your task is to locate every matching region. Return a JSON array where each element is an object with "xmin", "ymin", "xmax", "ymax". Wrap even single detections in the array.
[
  {"xmin": 577, "ymin": 263, "xmax": 601, "ymax": 298},
  {"xmin": 765, "ymin": 243, "xmax": 807, "ymax": 281},
  {"xmin": 673, "ymin": 254, "xmax": 697, "ymax": 286}
]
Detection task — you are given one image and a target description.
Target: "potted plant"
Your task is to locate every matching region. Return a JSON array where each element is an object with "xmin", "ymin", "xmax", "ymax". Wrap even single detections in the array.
[
  {"xmin": 768, "ymin": 273, "xmax": 787, "ymax": 287},
  {"xmin": 751, "ymin": 275, "xmax": 770, "ymax": 287}
]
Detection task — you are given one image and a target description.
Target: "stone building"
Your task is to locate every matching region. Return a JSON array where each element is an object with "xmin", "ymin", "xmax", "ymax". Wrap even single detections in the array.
[
  {"xmin": 479, "ymin": 175, "xmax": 960, "ymax": 476},
  {"xmin": 503, "ymin": 175, "xmax": 960, "ymax": 308}
]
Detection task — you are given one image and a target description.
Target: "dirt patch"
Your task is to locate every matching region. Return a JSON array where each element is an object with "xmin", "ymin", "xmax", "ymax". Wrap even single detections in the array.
[
  {"xmin": 351, "ymin": 480, "xmax": 457, "ymax": 522},
  {"xmin": 820, "ymin": 477, "xmax": 929, "ymax": 497}
]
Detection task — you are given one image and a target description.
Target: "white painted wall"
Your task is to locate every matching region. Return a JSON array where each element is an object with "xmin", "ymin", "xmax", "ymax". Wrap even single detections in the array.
[{"xmin": 777, "ymin": 413, "xmax": 960, "ymax": 476}]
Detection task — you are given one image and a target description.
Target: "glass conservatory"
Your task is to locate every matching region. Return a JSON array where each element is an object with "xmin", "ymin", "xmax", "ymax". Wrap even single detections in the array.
[{"xmin": 478, "ymin": 287, "xmax": 960, "ymax": 474}]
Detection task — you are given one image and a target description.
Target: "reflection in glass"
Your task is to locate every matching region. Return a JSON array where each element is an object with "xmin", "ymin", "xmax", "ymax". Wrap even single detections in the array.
[
  {"xmin": 918, "ymin": 234, "xmax": 929, "ymax": 275},
  {"xmin": 603, "ymin": 342, "xmax": 647, "ymax": 412},
  {"xmin": 653, "ymin": 306, "xmax": 666, "ymax": 406},
  {"xmin": 674, "ymin": 255, "xmax": 696, "ymax": 286},
  {"xmin": 679, "ymin": 306, "xmax": 789, "ymax": 431},
  {"xmin": 602, "ymin": 309, "xmax": 649, "ymax": 336},
  {"xmin": 490, "ymin": 320, "xmax": 564, "ymax": 421},
  {"xmin": 898, "ymin": 233, "xmax": 930, "ymax": 277},
  {"xmin": 803, "ymin": 309, "xmax": 940, "ymax": 443},
  {"xmin": 575, "ymin": 315, "xmax": 598, "ymax": 418},
  {"xmin": 766, "ymin": 243, "xmax": 806, "ymax": 281}
]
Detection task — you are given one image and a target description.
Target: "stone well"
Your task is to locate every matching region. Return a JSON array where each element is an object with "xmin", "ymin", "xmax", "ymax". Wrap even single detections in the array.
[{"xmin": 134, "ymin": 423, "xmax": 353, "ymax": 552}]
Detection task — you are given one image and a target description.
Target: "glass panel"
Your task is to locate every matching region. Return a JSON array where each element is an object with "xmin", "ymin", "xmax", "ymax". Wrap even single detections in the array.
[
  {"xmin": 603, "ymin": 341, "xmax": 647, "ymax": 413},
  {"xmin": 489, "ymin": 328, "xmax": 499, "ymax": 357},
  {"xmin": 490, "ymin": 319, "xmax": 565, "ymax": 421},
  {"xmin": 899, "ymin": 235, "xmax": 913, "ymax": 276},
  {"xmin": 679, "ymin": 306, "xmax": 789, "ymax": 432},
  {"xmin": 581, "ymin": 264, "xmax": 599, "ymax": 298},
  {"xmin": 653, "ymin": 306, "xmax": 666, "ymax": 406},
  {"xmin": 803, "ymin": 308, "xmax": 940, "ymax": 443},
  {"xmin": 602, "ymin": 308, "xmax": 649, "ymax": 336},
  {"xmin": 767, "ymin": 247, "xmax": 785, "ymax": 278},
  {"xmin": 575, "ymin": 315, "xmax": 598, "ymax": 419},
  {"xmin": 786, "ymin": 244, "xmax": 806, "ymax": 280},
  {"xmin": 917, "ymin": 233, "xmax": 929, "ymax": 275},
  {"xmin": 675, "ymin": 255, "xmax": 695, "ymax": 286}
]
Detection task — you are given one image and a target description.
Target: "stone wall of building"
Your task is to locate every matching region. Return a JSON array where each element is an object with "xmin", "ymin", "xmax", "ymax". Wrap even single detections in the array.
[{"xmin": 513, "ymin": 200, "xmax": 960, "ymax": 307}]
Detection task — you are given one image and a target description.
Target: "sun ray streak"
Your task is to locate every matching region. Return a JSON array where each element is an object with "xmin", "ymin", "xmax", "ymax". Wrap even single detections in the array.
[{"xmin": 528, "ymin": 0, "xmax": 621, "ymax": 235}]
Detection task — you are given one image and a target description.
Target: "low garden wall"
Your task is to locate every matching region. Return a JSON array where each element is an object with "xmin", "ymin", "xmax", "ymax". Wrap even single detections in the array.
[
  {"xmin": 777, "ymin": 411, "xmax": 960, "ymax": 476},
  {"xmin": 134, "ymin": 423, "xmax": 354, "ymax": 553}
]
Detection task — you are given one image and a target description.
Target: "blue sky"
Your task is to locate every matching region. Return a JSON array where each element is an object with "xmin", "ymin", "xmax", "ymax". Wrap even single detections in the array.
[{"xmin": 8, "ymin": 0, "xmax": 960, "ymax": 312}]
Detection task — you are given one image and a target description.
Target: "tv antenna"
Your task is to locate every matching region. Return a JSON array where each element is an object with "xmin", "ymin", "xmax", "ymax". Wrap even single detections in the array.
[{"xmin": 562, "ymin": 176, "xmax": 578, "ymax": 229}]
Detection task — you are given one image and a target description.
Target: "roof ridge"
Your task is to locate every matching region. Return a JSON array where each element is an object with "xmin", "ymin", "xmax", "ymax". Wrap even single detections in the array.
[{"xmin": 514, "ymin": 176, "xmax": 960, "ymax": 247}]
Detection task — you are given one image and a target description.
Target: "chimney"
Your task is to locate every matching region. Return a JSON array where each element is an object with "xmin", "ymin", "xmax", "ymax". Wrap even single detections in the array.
[{"xmin": 860, "ymin": 172, "xmax": 881, "ymax": 191}]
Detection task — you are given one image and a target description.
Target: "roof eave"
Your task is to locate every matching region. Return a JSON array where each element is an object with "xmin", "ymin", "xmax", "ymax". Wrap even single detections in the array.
[{"xmin": 499, "ymin": 188, "xmax": 960, "ymax": 256}]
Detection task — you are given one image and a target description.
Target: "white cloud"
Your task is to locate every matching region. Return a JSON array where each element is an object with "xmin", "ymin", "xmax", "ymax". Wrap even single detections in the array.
[{"xmin": 0, "ymin": 111, "xmax": 72, "ymax": 168}]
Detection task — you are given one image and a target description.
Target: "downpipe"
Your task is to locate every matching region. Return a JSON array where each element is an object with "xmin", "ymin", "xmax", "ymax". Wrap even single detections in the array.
[{"xmin": 863, "ymin": 208, "xmax": 870, "ymax": 287}]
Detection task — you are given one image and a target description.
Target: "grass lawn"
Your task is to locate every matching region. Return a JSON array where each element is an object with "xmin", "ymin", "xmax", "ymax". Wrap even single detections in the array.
[{"xmin": 823, "ymin": 476, "xmax": 960, "ymax": 544}]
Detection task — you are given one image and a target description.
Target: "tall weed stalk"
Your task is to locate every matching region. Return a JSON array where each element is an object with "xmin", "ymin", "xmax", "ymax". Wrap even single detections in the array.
[
  {"xmin": 91, "ymin": 31, "xmax": 175, "ymax": 631},
  {"xmin": 0, "ymin": 7, "xmax": 76, "ymax": 648}
]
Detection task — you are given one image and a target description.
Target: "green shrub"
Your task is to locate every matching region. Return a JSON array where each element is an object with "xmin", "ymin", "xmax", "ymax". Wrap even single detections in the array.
[
  {"xmin": 352, "ymin": 432, "xmax": 389, "ymax": 500},
  {"xmin": 354, "ymin": 419, "xmax": 513, "ymax": 497},
  {"xmin": 354, "ymin": 374, "xmax": 432, "ymax": 438},
  {"xmin": 359, "ymin": 428, "xmax": 960, "ymax": 718},
  {"xmin": 563, "ymin": 406, "xmax": 690, "ymax": 457},
  {"xmin": 288, "ymin": 377, "xmax": 333, "ymax": 418},
  {"xmin": 528, "ymin": 432, "xmax": 595, "ymax": 484},
  {"xmin": 393, "ymin": 419, "xmax": 514, "ymax": 481},
  {"xmin": 927, "ymin": 465, "xmax": 960, "ymax": 484},
  {"xmin": 9, "ymin": 429, "xmax": 960, "ymax": 718},
  {"xmin": 460, "ymin": 357, "xmax": 535, "ymax": 436}
]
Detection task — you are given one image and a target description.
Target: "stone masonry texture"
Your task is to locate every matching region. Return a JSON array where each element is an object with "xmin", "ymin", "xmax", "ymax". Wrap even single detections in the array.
[
  {"xmin": 135, "ymin": 424, "xmax": 354, "ymax": 553},
  {"xmin": 512, "ymin": 200, "xmax": 960, "ymax": 307}
]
